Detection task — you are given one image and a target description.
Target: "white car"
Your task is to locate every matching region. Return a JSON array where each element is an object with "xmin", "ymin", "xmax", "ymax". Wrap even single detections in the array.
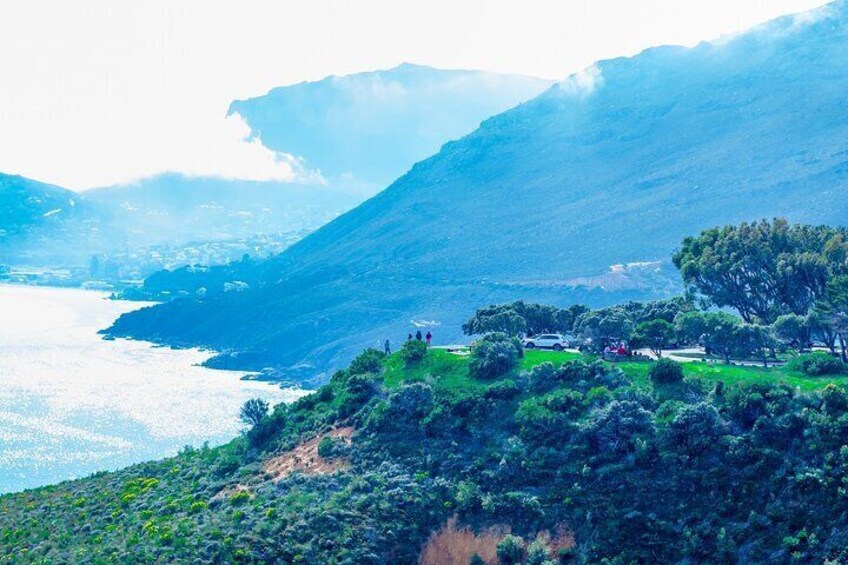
[{"xmin": 523, "ymin": 334, "xmax": 568, "ymax": 351}]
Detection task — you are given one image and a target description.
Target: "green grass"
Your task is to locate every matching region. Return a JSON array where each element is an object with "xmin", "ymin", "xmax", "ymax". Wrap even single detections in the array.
[
  {"xmin": 382, "ymin": 347, "xmax": 848, "ymax": 394},
  {"xmin": 521, "ymin": 349, "xmax": 582, "ymax": 369},
  {"xmin": 383, "ymin": 349, "xmax": 476, "ymax": 393},
  {"xmin": 614, "ymin": 357, "xmax": 848, "ymax": 392}
]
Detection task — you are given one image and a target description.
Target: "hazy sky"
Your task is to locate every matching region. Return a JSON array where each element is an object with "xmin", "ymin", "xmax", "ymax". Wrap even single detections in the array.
[{"xmin": 0, "ymin": 0, "xmax": 830, "ymax": 190}]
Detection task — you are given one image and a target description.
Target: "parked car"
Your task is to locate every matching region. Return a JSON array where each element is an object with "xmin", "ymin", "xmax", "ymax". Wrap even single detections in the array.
[{"xmin": 523, "ymin": 334, "xmax": 568, "ymax": 351}]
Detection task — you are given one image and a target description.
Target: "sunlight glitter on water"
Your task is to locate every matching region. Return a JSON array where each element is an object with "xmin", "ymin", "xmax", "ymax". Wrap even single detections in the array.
[{"xmin": 0, "ymin": 285, "xmax": 306, "ymax": 494}]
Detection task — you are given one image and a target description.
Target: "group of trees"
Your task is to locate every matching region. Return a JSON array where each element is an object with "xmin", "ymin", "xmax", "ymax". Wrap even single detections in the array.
[
  {"xmin": 462, "ymin": 301, "xmax": 589, "ymax": 337},
  {"xmin": 676, "ymin": 219, "xmax": 848, "ymax": 362},
  {"xmin": 464, "ymin": 220, "xmax": 848, "ymax": 366},
  {"xmin": 464, "ymin": 296, "xmax": 695, "ymax": 358}
]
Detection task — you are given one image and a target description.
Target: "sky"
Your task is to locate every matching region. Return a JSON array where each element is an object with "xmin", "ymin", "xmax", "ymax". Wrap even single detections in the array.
[{"xmin": 0, "ymin": 0, "xmax": 831, "ymax": 191}]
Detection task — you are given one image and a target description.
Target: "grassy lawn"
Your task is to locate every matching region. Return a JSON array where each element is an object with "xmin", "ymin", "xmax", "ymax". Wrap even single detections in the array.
[
  {"xmin": 382, "ymin": 347, "xmax": 848, "ymax": 394},
  {"xmin": 383, "ymin": 349, "xmax": 477, "ymax": 393}
]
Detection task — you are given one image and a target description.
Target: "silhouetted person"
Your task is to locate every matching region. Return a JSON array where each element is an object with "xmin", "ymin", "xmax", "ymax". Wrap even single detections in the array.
[
  {"xmin": 416, "ymin": 330, "xmax": 422, "ymax": 341},
  {"xmin": 407, "ymin": 333, "xmax": 413, "ymax": 341},
  {"xmin": 425, "ymin": 331, "xmax": 432, "ymax": 346},
  {"xmin": 384, "ymin": 339, "xmax": 391, "ymax": 355}
]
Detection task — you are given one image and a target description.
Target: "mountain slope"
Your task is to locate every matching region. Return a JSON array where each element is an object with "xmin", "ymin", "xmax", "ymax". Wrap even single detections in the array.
[
  {"xmin": 85, "ymin": 174, "xmax": 360, "ymax": 247},
  {"xmin": 0, "ymin": 173, "xmax": 85, "ymax": 240},
  {"xmin": 110, "ymin": 1, "xmax": 848, "ymax": 377},
  {"xmin": 4, "ymin": 65, "xmax": 550, "ymax": 277},
  {"xmin": 229, "ymin": 63, "xmax": 554, "ymax": 195},
  {"xmin": 0, "ymin": 173, "xmax": 108, "ymax": 265}
]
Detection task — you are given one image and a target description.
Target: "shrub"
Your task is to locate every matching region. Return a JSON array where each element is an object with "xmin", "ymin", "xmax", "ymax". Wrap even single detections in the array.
[
  {"xmin": 496, "ymin": 535, "xmax": 525, "ymax": 565},
  {"xmin": 400, "ymin": 339, "xmax": 428, "ymax": 365},
  {"xmin": 317, "ymin": 436, "xmax": 335, "ymax": 458},
  {"xmin": 649, "ymin": 358, "xmax": 684, "ymax": 385},
  {"xmin": 338, "ymin": 373, "xmax": 380, "ymax": 418},
  {"xmin": 483, "ymin": 379, "xmax": 523, "ymax": 400},
  {"xmin": 788, "ymin": 352, "xmax": 848, "ymax": 376},
  {"xmin": 526, "ymin": 539, "xmax": 552, "ymax": 565},
  {"xmin": 349, "ymin": 348, "xmax": 385, "ymax": 375},
  {"xmin": 530, "ymin": 360, "xmax": 605, "ymax": 393},
  {"xmin": 468, "ymin": 333, "xmax": 521, "ymax": 380}
]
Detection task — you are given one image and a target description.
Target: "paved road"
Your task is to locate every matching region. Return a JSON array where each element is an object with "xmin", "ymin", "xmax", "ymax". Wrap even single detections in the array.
[{"xmin": 635, "ymin": 347, "xmax": 783, "ymax": 367}]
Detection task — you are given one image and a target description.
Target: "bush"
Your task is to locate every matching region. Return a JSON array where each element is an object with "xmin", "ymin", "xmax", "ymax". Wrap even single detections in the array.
[
  {"xmin": 788, "ymin": 352, "xmax": 848, "ymax": 376},
  {"xmin": 468, "ymin": 333, "xmax": 521, "ymax": 380},
  {"xmin": 349, "ymin": 348, "xmax": 385, "ymax": 375},
  {"xmin": 483, "ymin": 379, "xmax": 523, "ymax": 400},
  {"xmin": 496, "ymin": 535, "xmax": 525, "ymax": 565},
  {"xmin": 649, "ymin": 358, "xmax": 684, "ymax": 385},
  {"xmin": 400, "ymin": 339, "xmax": 428, "ymax": 365},
  {"xmin": 317, "ymin": 436, "xmax": 335, "ymax": 458}
]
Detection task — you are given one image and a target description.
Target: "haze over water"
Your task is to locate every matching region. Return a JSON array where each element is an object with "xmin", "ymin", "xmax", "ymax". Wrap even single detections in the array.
[{"xmin": 0, "ymin": 285, "xmax": 303, "ymax": 494}]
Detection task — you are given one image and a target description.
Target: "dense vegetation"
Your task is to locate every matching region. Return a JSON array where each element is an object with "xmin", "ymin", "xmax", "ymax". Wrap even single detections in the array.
[
  {"xmin": 6, "ymin": 344, "xmax": 848, "ymax": 563},
  {"xmin": 462, "ymin": 220, "xmax": 848, "ymax": 370}
]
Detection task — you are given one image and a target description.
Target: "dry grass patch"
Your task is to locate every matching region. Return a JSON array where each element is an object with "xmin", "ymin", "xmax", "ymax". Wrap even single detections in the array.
[
  {"xmin": 419, "ymin": 518, "xmax": 507, "ymax": 565},
  {"xmin": 419, "ymin": 518, "xmax": 575, "ymax": 565},
  {"xmin": 263, "ymin": 426, "xmax": 354, "ymax": 480}
]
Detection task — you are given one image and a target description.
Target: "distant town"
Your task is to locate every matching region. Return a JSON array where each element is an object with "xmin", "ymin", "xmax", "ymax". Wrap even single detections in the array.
[{"xmin": 0, "ymin": 229, "xmax": 308, "ymax": 292}]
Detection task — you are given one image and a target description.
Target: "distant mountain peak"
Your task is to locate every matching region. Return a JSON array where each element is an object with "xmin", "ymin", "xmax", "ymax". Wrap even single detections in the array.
[{"xmin": 227, "ymin": 65, "xmax": 553, "ymax": 193}]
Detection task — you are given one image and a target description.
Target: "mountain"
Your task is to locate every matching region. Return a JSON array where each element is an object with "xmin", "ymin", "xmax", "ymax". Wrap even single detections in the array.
[
  {"xmin": 229, "ymin": 63, "xmax": 554, "ymax": 195},
  {"xmin": 85, "ymin": 174, "xmax": 361, "ymax": 247},
  {"xmin": 0, "ymin": 173, "xmax": 109, "ymax": 266},
  {"xmin": 0, "ymin": 173, "xmax": 359, "ymax": 283},
  {"xmin": 0, "ymin": 173, "xmax": 80, "ymax": 237},
  {"xmin": 110, "ymin": 1, "xmax": 848, "ymax": 378},
  {"xmin": 3, "ymin": 66, "xmax": 550, "ymax": 281}
]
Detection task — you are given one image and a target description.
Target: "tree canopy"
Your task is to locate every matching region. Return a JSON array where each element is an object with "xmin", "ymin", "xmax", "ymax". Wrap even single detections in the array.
[
  {"xmin": 673, "ymin": 219, "xmax": 848, "ymax": 324},
  {"xmin": 462, "ymin": 301, "xmax": 588, "ymax": 336}
]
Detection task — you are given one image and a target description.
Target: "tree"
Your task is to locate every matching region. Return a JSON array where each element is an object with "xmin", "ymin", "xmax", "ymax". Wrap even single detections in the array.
[
  {"xmin": 814, "ymin": 275, "xmax": 848, "ymax": 361},
  {"xmin": 514, "ymin": 301, "xmax": 561, "ymax": 335},
  {"xmin": 735, "ymin": 324, "xmax": 777, "ymax": 367},
  {"xmin": 674, "ymin": 311, "xmax": 710, "ymax": 347},
  {"xmin": 462, "ymin": 301, "xmax": 588, "ymax": 337},
  {"xmin": 808, "ymin": 309, "xmax": 839, "ymax": 355},
  {"xmin": 559, "ymin": 304, "xmax": 591, "ymax": 333},
  {"xmin": 575, "ymin": 308, "xmax": 634, "ymax": 351},
  {"xmin": 462, "ymin": 303, "xmax": 527, "ymax": 336},
  {"xmin": 624, "ymin": 296, "xmax": 694, "ymax": 324},
  {"xmin": 702, "ymin": 312, "xmax": 744, "ymax": 364},
  {"xmin": 772, "ymin": 314, "xmax": 810, "ymax": 349},
  {"xmin": 239, "ymin": 398, "xmax": 269, "ymax": 428},
  {"xmin": 673, "ymin": 219, "xmax": 848, "ymax": 324},
  {"xmin": 632, "ymin": 319, "xmax": 675, "ymax": 358}
]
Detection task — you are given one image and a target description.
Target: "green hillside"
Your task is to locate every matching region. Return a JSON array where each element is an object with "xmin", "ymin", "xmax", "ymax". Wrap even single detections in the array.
[{"xmin": 5, "ymin": 347, "xmax": 848, "ymax": 563}]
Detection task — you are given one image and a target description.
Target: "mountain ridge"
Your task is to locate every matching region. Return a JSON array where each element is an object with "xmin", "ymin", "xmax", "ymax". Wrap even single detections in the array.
[{"xmin": 228, "ymin": 63, "xmax": 554, "ymax": 195}]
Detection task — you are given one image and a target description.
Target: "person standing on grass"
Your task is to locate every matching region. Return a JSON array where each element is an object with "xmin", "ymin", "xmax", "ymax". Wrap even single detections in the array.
[
  {"xmin": 416, "ymin": 330, "xmax": 422, "ymax": 341},
  {"xmin": 384, "ymin": 339, "xmax": 391, "ymax": 355},
  {"xmin": 425, "ymin": 331, "xmax": 432, "ymax": 346},
  {"xmin": 407, "ymin": 333, "xmax": 413, "ymax": 341}
]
